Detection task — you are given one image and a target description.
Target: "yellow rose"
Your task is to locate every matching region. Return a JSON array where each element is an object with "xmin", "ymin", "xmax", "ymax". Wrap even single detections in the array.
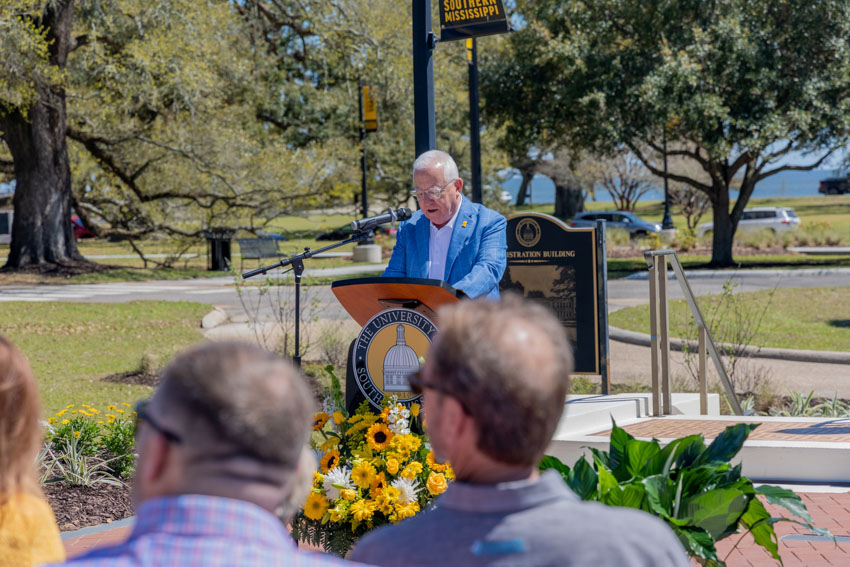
[
  {"xmin": 341, "ymin": 489, "xmax": 356, "ymax": 501},
  {"xmin": 410, "ymin": 403, "xmax": 420, "ymax": 417},
  {"xmin": 426, "ymin": 472, "xmax": 448, "ymax": 495},
  {"xmin": 386, "ymin": 458, "xmax": 400, "ymax": 475}
]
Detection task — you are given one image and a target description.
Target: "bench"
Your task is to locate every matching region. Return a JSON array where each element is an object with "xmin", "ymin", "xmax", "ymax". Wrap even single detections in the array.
[{"xmin": 237, "ymin": 237, "xmax": 284, "ymax": 270}]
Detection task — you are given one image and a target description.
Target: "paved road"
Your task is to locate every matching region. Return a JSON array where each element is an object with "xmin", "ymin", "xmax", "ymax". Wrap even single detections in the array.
[{"xmin": 0, "ymin": 267, "xmax": 846, "ymax": 321}]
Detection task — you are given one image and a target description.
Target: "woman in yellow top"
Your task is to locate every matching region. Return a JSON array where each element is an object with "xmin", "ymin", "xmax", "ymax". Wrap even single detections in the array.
[{"xmin": 0, "ymin": 336, "xmax": 65, "ymax": 566}]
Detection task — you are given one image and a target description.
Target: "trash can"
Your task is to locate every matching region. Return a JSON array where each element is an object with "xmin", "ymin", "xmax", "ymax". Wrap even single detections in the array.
[{"xmin": 204, "ymin": 229, "xmax": 234, "ymax": 271}]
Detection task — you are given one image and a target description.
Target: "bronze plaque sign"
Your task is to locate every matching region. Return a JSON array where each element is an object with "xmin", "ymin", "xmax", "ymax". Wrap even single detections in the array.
[{"xmin": 501, "ymin": 213, "xmax": 607, "ymax": 376}]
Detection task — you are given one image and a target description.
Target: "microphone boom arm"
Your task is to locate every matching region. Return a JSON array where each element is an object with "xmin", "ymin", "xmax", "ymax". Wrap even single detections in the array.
[{"xmin": 240, "ymin": 228, "xmax": 377, "ymax": 368}]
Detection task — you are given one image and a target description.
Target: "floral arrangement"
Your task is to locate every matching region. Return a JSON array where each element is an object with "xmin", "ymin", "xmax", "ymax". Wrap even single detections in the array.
[{"xmin": 291, "ymin": 367, "xmax": 453, "ymax": 556}]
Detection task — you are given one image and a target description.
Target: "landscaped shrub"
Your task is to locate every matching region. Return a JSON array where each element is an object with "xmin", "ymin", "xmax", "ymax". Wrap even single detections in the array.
[
  {"xmin": 43, "ymin": 403, "xmax": 138, "ymax": 483},
  {"xmin": 541, "ymin": 421, "xmax": 832, "ymax": 566},
  {"xmin": 102, "ymin": 418, "xmax": 137, "ymax": 478}
]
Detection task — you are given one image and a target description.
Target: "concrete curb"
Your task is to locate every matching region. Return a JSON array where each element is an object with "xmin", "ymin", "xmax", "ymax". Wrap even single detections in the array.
[
  {"xmin": 610, "ymin": 326, "xmax": 850, "ymax": 365},
  {"xmin": 200, "ymin": 307, "xmax": 228, "ymax": 329},
  {"xmin": 624, "ymin": 267, "xmax": 850, "ymax": 280},
  {"xmin": 60, "ymin": 516, "xmax": 135, "ymax": 540}
]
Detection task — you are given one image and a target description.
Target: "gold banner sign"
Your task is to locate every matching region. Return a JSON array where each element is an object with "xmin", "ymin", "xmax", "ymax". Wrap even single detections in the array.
[
  {"xmin": 362, "ymin": 85, "xmax": 378, "ymax": 132},
  {"xmin": 439, "ymin": 0, "xmax": 509, "ymax": 42}
]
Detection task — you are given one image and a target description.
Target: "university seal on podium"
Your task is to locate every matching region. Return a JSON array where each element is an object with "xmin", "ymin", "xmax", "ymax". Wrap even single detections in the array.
[{"xmin": 351, "ymin": 308, "xmax": 437, "ymax": 409}]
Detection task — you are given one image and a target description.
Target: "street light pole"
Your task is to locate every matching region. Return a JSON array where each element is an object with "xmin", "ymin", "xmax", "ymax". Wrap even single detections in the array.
[
  {"xmin": 662, "ymin": 131, "xmax": 674, "ymax": 230},
  {"xmin": 413, "ymin": 0, "xmax": 435, "ymax": 158},
  {"xmin": 358, "ymin": 78, "xmax": 368, "ymax": 219},
  {"xmin": 467, "ymin": 38, "xmax": 482, "ymax": 204}
]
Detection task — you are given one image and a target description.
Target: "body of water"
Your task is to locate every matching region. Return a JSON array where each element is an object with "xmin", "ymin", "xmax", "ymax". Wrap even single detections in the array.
[{"xmin": 502, "ymin": 169, "xmax": 844, "ymax": 204}]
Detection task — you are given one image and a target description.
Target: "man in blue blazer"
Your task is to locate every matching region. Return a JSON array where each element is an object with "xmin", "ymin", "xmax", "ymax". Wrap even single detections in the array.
[{"xmin": 382, "ymin": 150, "xmax": 507, "ymax": 299}]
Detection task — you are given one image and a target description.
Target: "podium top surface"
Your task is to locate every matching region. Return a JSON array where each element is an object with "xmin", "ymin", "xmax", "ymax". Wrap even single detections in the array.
[{"xmin": 332, "ymin": 277, "xmax": 462, "ymax": 326}]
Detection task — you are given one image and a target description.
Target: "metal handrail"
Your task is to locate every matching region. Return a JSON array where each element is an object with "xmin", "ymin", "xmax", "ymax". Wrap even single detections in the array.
[{"xmin": 643, "ymin": 249, "xmax": 744, "ymax": 416}]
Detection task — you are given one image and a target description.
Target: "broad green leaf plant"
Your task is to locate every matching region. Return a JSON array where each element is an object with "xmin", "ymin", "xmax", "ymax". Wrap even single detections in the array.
[{"xmin": 541, "ymin": 421, "xmax": 832, "ymax": 566}]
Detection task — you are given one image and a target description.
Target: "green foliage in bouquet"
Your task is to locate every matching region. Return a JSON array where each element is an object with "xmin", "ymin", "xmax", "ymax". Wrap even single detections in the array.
[
  {"xmin": 292, "ymin": 367, "xmax": 454, "ymax": 557},
  {"xmin": 541, "ymin": 421, "xmax": 833, "ymax": 566}
]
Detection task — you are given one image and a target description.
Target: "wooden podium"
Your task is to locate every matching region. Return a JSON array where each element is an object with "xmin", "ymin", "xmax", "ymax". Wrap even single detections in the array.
[{"xmin": 331, "ymin": 277, "xmax": 463, "ymax": 413}]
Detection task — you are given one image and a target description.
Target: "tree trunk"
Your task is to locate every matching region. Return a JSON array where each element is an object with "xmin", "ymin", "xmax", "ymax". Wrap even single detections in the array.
[
  {"xmin": 515, "ymin": 168, "xmax": 534, "ymax": 206},
  {"xmin": 0, "ymin": 0, "xmax": 84, "ymax": 270},
  {"xmin": 553, "ymin": 183, "xmax": 585, "ymax": 220},
  {"xmin": 709, "ymin": 188, "xmax": 735, "ymax": 267}
]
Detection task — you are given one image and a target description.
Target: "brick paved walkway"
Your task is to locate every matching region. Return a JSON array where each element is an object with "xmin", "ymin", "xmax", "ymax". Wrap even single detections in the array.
[
  {"xmin": 64, "ymin": 494, "xmax": 850, "ymax": 566},
  {"xmin": 711, "ymin": 493, "xmax": 850, "ymax": 566},
  {"xmin": 594, "ymin": 418, "xmax": 850, "ymax": 443},
  {"xmin": 64, "ymin": 525, "xmax": 132, "ymax": 558}
]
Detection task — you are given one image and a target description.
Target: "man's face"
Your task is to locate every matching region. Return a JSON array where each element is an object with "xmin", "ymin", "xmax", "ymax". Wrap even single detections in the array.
[
  {"xmin": 131, "ymin": 397, "xmax": 182, "ymax": 507},
  {"xmin": 413, "ymin": 166, "xmax": 462, "ymax": 229}
]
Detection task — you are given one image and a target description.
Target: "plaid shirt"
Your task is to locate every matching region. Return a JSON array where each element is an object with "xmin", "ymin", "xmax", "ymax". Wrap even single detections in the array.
[{"xmin": 51, "ymin": 495, "xmax": 356, "ymax": 567}]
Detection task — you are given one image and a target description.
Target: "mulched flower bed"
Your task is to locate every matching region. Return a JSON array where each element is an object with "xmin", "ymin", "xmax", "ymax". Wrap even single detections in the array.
[
  {"xmin": 44, "ymin": 481, "xmax": 134, "ymax": 532},
  {"xmin": 103, "ymin": 370, "xmax": 159, "ymax": 387}
]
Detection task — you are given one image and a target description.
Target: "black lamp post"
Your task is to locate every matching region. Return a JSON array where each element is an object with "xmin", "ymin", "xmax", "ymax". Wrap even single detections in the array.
[{"xmin": 661, "ymin": 132, "xmax": 674, "ymax": 230}]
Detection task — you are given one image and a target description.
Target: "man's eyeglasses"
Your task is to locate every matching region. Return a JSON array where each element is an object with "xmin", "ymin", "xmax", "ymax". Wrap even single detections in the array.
[
  {"xmin": 134, "ymin": 400, "xmax": 182, "ymax": 444},
  {"xmin": 407, "ymin": 369, "xmax": 470, "ymax": 415},
  {"xmin": 410, "ymin": 179, "xmax": 456, "ymax": 201}
]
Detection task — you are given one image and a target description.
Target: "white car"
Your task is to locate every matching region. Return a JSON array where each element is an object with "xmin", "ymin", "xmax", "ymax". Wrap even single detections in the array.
[{"xmin": 697, "ymin": 207, "xmax": 801, "ymax": 237}]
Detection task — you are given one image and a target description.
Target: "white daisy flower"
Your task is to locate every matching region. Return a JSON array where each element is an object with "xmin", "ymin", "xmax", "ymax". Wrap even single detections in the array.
[
  {"xmin": 391, "ymin": 477, "xmax": 422, "ymax": 505},
  {"xmin": 323, "ymin": 466, "xmax": 354, "ymax": 500}
]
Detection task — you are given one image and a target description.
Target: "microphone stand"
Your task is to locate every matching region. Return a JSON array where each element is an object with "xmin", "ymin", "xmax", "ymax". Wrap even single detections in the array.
[{"xmin": 241, "ymin": 229, "xmax": 377, "ymax": 367}]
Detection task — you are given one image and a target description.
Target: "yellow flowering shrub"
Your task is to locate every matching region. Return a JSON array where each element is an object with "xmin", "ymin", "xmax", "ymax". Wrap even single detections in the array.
[
  {"xmin": 291, "ymin": 395, "xmax": 454, "ymax": 557},
  {"xmin": 44, "ymin": 402, "xmax": 139, "ymax": 478}
]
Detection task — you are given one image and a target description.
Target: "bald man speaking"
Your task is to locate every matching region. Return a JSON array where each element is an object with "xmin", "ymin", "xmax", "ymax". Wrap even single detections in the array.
[{"xmin": 382, "ymin": 150, "xmax": 507, "ymax": 299}]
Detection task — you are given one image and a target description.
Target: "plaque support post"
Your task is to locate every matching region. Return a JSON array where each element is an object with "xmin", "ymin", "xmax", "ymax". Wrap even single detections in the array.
[
  {"xmin": 648, "ymin": 256, "xmax": 661, "ymax": 416},
  {"xmin": 595, "ymin": 219, "xmax": 610, "ymax": 394}
]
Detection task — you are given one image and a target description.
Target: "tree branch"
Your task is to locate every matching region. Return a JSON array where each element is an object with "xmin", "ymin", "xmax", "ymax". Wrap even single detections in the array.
[
  {"xmin": 756, "ymin": 145, "xmax": 843, "ymax": 183},
  {"xmin": 628, "ymin": 142, "xmax": 714, "ymax": 194}
]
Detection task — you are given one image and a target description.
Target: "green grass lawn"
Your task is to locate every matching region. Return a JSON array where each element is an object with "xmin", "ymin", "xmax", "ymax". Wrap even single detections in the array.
[
  {"xmin": 608, "ymin": 287, "xmax": 850, "ymax": 352},
  {"xmin": 0, "ymin": 301, "xmax": 209, "ymax": 416}
]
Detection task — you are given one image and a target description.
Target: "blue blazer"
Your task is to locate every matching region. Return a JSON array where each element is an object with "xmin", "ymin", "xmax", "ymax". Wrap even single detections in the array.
[{"xmin": 382, "ymin": 198, "xmax": 507, "ymax": 299}]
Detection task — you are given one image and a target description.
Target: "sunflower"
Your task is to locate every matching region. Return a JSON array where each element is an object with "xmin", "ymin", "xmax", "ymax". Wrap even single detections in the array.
[
  {"xmin": 320, "ymin": 450, "xmax": 341, "ymax": 473},
  {"xmin": 304, "ymin": 493, "xmax": 329, "ymax": 521},
  {"xmin": 351, "ymin": 461, "xmax": 376, "ymax": 489},
  {"xmin": 313, "ymin": 412, "xmax": 330, "ymax": 431},
  {"xmin": 366, "ymin": 423, "xmax": 394, "ymax": 451}
]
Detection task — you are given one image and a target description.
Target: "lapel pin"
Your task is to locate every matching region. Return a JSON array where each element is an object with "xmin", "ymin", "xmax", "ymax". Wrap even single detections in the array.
[{"xmin": 462, "ymin": 221, "xmax": 468, "ymax": 228}]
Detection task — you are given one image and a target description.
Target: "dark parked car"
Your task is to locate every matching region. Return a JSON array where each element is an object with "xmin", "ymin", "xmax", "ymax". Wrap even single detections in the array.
[
  {"xmin": 568, "ymin": 211, "xmax": 661, "ymax": 237},
  {"xmin": 256, "ymin": 231, "xmax": 289, "ymax": 241},
  {"xmin": 819, "ymin": 177, "xmax": 849, "ymax": 195}
]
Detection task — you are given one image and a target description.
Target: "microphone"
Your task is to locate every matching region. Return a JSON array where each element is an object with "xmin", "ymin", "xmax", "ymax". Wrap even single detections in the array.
[{"xmin": 351, "ymin": 208, "xmax": 412, "ymax": 232}]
